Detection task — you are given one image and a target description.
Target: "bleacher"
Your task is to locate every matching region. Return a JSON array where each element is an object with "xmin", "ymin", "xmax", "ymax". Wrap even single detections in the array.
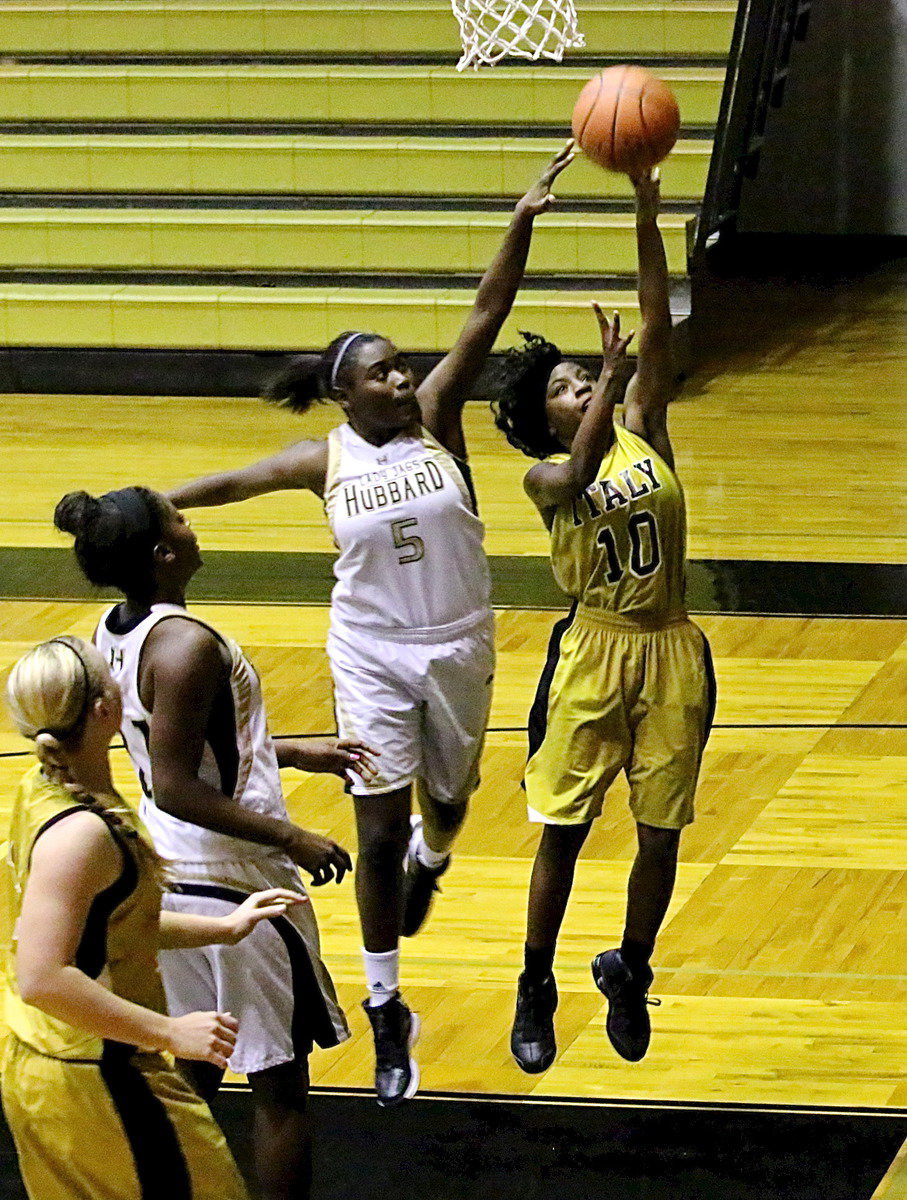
[{"xmin": 0, "ymin": 1, "xmax": 735, "ymax": 357}]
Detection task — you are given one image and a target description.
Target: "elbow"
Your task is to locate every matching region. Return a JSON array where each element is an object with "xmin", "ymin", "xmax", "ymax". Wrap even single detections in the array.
[
  {"xmin": 151, "ymin": 776, "xmax": 191, "ymax": 820},
  {"xmin": 567, "ymin": 460, "xmax": 599, "ymax": 495},
  {"xmin": 17, "ymin": 968, "xmax": 58, "ymax": 1009}
]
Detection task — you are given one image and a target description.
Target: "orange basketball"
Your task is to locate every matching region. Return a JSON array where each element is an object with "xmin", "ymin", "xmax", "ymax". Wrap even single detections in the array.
[{"xmin": 571, "ymin": 65, "xmax": 680, "ymax": 176}]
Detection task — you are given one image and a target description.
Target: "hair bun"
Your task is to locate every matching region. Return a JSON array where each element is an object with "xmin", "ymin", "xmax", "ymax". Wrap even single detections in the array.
[{"xmin": 54, "ymin": 490, "xmax": 99, "ymax": 536}]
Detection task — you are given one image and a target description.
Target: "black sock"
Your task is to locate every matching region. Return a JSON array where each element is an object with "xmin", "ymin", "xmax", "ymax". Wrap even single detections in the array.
[
  {"xmin": 619, "ymin": 936, "xmax": 653, "ymax": 978},
  {"xmin": 524, "ymin": 943, "xmax": 555, "ymax": 981}
]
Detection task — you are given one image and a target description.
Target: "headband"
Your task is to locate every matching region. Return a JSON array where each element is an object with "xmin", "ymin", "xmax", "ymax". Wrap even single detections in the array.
[
  {"xmin": 35, "ymin": 638, "xmax": 94, "ymax": 741},
  {"xmin": 329, "ymin": 332, "xmax": 365, "ymax": 390},
  {"xmin": 103, "ymin": 487, "xmax": 155, "ymax": 538}
]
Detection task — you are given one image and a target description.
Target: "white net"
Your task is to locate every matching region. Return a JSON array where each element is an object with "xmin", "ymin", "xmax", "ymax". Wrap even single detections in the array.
[{"xmin": 451, "ymin": 0, "xmax": 585, "ymax": 71}]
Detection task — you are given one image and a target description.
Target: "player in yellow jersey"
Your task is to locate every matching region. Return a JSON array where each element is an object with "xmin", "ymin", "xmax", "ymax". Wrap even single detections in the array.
[
  {"xmin": 491, "ymin": 171, "xmax": 716, "ymax": 1071},
  {"xmin": 2, "ymin": 636, "xmax": 305, "ymax": 1200}
]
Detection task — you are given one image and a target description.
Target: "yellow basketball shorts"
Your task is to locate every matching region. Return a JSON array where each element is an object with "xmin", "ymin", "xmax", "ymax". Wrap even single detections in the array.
[
  {"xmin": 524, "ymin": 606, "xmax": 716, "ymax": 829},
  {"xmin": 1, "ymin": 1034, "xmax": 249, "ymax": 1200}
]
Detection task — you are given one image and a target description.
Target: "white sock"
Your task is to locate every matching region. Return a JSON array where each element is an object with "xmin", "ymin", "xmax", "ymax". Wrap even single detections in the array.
[
  {"xmin": 411, "ymin": 819, "xmax": 448, "ymax": 870},
  {"xmin": 363, "ymin": 948, "xmax": 399, "ymax": 1007}
]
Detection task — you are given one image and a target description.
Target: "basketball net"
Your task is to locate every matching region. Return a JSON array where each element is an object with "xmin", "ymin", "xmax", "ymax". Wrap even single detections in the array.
[{"xmin": 451, "ymin": 0, "xmax": 585, "ymax": 71}]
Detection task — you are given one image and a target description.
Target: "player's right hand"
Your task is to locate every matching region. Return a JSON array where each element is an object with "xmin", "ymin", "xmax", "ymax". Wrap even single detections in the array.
[
  {"xmin": 165, "ymin": 1010, "xmax": 239, "ymax": 1067},
  {"xmin": 516, "ymin": 138, "xmax": 576, "ymax": 218},
  {"xmin": 631, "ymin": 167, "xmax": 661, "ymax": 223},
  {"xmin": 592, "ymin": 304, "xmax": 635, "ymax": 372},
  {"xmin": 285, "ymin": 828, "xmax": 353, "ymax": 886}
]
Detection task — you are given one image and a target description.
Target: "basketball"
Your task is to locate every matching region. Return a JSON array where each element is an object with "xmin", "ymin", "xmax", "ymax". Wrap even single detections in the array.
[{"xmin": 571, "ymin": 65, "xmax": 680, "ymax": 175}]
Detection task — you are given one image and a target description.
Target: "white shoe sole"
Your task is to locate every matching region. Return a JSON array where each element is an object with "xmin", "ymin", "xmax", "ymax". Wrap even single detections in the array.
[
  {"xmin": 403, "ymin": 1011, "xmax": 421, "ymax": 1101},
  {"xmin": 375, "ymin": 1010, "xmax": 421, "ymax": 1107}
]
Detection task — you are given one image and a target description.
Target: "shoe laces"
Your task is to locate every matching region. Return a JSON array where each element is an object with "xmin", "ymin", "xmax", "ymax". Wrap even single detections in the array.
[{"xmin": 614, "ymin": 977, "xmax": 660, "ymax": 1012}]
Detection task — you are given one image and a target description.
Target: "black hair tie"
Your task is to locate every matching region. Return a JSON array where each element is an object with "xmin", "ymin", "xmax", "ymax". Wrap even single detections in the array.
[{"xmin": 103, "ymin": 487, "xmax": 155, "ymax": 538}]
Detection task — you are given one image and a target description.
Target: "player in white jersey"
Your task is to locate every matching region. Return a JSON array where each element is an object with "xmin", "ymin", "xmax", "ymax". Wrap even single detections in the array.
[
  {"xmin": 167, "ymin": 141, "xmax": 576, "ymax": 1106},
  {"xmin": 54, "ymin": 485, "xmax": 376, "ymax": 1200}
]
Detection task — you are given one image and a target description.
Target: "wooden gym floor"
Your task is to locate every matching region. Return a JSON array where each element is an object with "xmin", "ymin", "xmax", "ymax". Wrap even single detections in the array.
[{"xmin": 0, "ymin": 274, "xmax": 905, "ymax": 1196}]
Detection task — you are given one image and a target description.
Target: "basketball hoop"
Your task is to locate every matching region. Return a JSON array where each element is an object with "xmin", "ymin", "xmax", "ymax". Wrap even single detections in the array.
[{"xmin": 451, "ymin": 0, "xmax": 585, "ymax": 71}]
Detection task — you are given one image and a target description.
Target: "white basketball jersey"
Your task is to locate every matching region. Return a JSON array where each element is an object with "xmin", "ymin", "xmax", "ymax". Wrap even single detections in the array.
[
  {"xmin": 324, "ymin": 424, "xmax": 491, "ymax": 641},
  {"xmin": 95, "ymin": 603, "xmax": 290, "ymax": 866}
]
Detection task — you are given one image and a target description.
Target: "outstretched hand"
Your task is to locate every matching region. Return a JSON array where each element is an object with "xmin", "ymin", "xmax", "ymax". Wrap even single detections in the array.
[
  {"xmin": 516, "ymin": 139, "xmax": 576, "ymax": 219},
  {"xmin": 592, "ymin": 304, "xmax": 635, "ymax": 376},
  {"xmin": 284, "ymin": 737, "xmax": 380, "ymax": 782},
  {"xmin": 222, "ymin": 887, "xmax": 306, "ymax": 944},
  {"xmin": 631, "ymin": 167, "xmax": 661, "ymax": 223}
]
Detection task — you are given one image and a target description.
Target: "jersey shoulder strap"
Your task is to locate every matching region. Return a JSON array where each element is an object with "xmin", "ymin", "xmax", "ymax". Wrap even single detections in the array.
[
  {"xmin": 325, "ymin": 425, "xmax": 345, "ymax": 493},
  {"xmin": 419, "ymin": 425, "xmax": 478, "ymax": 512}
]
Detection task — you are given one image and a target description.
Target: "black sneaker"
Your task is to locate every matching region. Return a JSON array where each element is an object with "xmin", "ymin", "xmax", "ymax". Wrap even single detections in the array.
[
  {"xmin": 591, "ymin": 949, "xmax": 660, "ymax": 1062},
  {"xmin": 401, "ymin": 817, "xmax": 449, "ymax": 937},
  {"xmin": 362, "ymin": 993, "xmax": 420, "ymax": 1107},
  {"xmin": 511, "ymin": 971, "xmax": 558, "ymax": 1073}
]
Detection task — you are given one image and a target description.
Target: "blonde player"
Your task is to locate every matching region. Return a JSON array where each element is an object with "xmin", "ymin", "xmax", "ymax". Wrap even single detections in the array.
[
  {"xmin": 2, "ymin": 636, "xmax": 305, "ymax": 1200},
  {"xmin": 165, "ymin": 143, "xmax": 575, "ymax": 1106},
  {"xmin": 491, "ymin": 171, "xmax": 716, "ymax": 1071}
]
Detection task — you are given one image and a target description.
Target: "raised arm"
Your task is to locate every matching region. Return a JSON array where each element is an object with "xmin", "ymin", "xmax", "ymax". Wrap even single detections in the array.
[
  {"xmin": 168, "ymin": 438, "xmax": 329, "ymax": 509},
  {"xmin": 525, "ymin": 308, "xmax": 634, "ymax": 514},
  {"xmin": 621, "ymin": 170, "xmax": 676, "ymax": 469},
  {"xmin": 418, "ymin": 140, "xmax": 576, "ymax": 457},
  {"xmin": 144, "ymin": 618, "xmax": 352, "ymax": 886}
]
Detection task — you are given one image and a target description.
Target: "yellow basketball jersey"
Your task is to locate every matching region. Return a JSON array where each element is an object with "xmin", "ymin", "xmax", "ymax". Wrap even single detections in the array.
[
  {"xmin": 543, "ymin": 421, "xmax": 687, "ymax": 620},
  {"xmin": 2, "ymin": 763, "xmax": 167, "ymax": 1060}
]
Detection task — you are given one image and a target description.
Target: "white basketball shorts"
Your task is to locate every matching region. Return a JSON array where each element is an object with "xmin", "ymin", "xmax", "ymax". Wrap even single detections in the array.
[
  {"xmin": 158, "ymin": 853, "xmax": 350, "ymax": 1077},
  {"xmin": 327, "ymin": 613, "xmax": 495, "ymax": 802}
]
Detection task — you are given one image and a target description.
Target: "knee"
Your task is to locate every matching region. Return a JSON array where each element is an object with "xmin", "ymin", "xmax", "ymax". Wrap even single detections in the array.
[
  {"xmin": 357, "ymin": 820, "xmax": 409, "ymax": 871},
  {"xmin": 539, "ymin": 821, "xmax": 590, "ymax": 864},
  {"xmin": 249, "ymin": 1059, "xmax": 310, "ymax": 1111},
  {"xmin": 422, "ymin": 797, "xmax": 467, "ymax": 836},
  {"xmin": 636, "ymin": 824, "xmax": 680, "ymax": 866}
]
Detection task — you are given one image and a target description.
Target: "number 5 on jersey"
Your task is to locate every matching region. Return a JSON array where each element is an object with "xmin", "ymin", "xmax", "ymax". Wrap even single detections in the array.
[{"xmin": 391, "ymin": 517, "xmax": 424, "ymax": 564}]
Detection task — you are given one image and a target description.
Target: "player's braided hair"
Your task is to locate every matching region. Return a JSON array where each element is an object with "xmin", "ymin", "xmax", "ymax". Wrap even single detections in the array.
[
  {"xmin": 5, "ymin": 637, "xmax": 167, "ymax": 885},
  {"xmin": 54, "ymin": 487, "xmax": 167, "ymax": 605},
  {"xmin": 488, "ymin": 331, "xmax": 566, "ymax": 460},
  {"xmin": 262, "ymin": 331, "xmax": 385, "ymax": 414}
]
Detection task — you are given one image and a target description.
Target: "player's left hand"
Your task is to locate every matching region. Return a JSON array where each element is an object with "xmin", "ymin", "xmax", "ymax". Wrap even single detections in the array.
[
  {"xmin": 516, "ymin": 139, "xmax": 577, "ymax": 218},
  {"xmin": 222, "ymin": 888, "xmax": 307, "ymax": 944},
  {"xmin": 283, "ymin": 737, "xmax": 380, "ymax": 780}
]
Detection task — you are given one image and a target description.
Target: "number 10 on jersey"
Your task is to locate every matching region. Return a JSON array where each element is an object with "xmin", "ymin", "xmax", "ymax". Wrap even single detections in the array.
[{"xmin": 597, "ymin": 510, "xmax": 661, "ymax": 582}]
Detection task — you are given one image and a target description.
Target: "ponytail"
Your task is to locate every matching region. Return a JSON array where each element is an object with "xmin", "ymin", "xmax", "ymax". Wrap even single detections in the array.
[
  {"xmin": 262, "ymin": 332, "xmax": 383, "ymax": 413},
  {"xmin": 261, "ymin": 354, "xmax": 323, "ymax": 414}
]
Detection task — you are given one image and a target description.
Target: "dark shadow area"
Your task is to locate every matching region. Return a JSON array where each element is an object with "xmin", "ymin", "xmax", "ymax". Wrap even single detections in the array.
[
  {"xmin": 293, "ymin": 1090, "xmax": 907, "ymax": 1200},
  {"xmin": 1, "ymin": 546, "xmax": 905, "ymax": 616},
  {"xmin": 737, "ymin": 0, "xmax": 905, "ymax": 237},
  {"xmin": 687, "ymin": 247, "xmax": 906, "ymax": 387},
  {"xmin": 5, "ymin": 1087, "xmax": 901, "ymax": 1200}
]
